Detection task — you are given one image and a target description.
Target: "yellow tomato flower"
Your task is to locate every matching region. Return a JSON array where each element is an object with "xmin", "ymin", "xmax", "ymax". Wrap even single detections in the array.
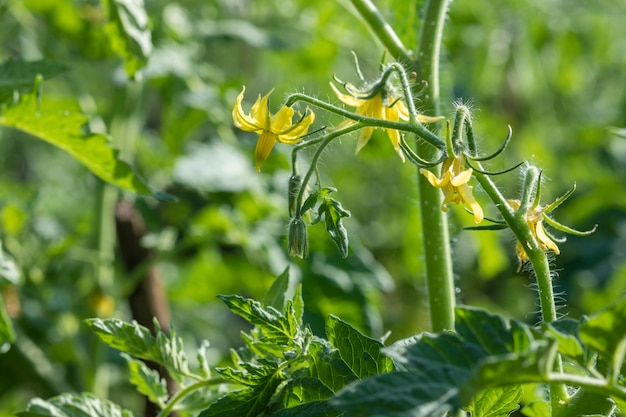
[
  {"xmin": 330, "ymin": 82, "xmax": 442, "ymax": 162},
  {"xmin": 507, "ymin": 199, "xmax": 560, "ymax": 263},
  {"xmin": 419, "ymin": 155, "xmax": 484, "ymax": 223},
  {"xmin": 233, "ymin": 86, "xmax": 315, "ymax": 172}
]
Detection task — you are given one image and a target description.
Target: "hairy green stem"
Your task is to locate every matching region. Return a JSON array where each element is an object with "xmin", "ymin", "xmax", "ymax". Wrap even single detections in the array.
[
  {"xmin": 350, "ymin": 0, "xmax": 454, "ymax": 331},
  {"xmin": 285, "ymin": 93, "xmax": 445, "ymax": 150},
  {"xmin": 348, "ymin": 0, "xmax": 412, "ymax": 63},
  {"xmin": 294, "ymin": 123, "xmax": 364, "ymax": 218},
  {"xmin": 472, "ymin": 164, "xmax": 567, "ymax": 407},
  {"xmin": 413, "ymin": 0, "xmax": 454, "ymax": 332}
]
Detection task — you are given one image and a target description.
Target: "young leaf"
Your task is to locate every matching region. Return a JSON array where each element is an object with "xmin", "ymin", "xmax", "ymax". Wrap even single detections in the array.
[
  {"xmin": 121, "ymin": 353, "xmax": 168, "ymax": 407},
  {"xmin": 0, "ymin": 79, "xmax": 152, "ymax": 195},
  {"xmin": 317, "ymin": 197, "xmax": 351, "ymax": 258},
  {"xmin": 85, "ymin": 318, "xmax": 161, "ymax": 362},
  {"xmin": 102, "ymin": 0, "xmax": 152, "ymax": 78},
  {"xmin": 263, "ymin": 266, "xmax": 292, "ymax": 311},
  {"xmin": 17, "ymin": 393, "xmax": 134, "ymax": 417},
  {"xmin": 326, "ymin": 315, "xmax": 394, "ymax": 379},
  {"xmin": 218, "ymin": 295, "xmax": 296, "ymax": 345},
  {"xmin": 155, "ymin": 325, "xmax": 190, "ymax": 382},
  {"xmin": 465, "ymin": 386, "xmax": 523, "ymax": 417}
]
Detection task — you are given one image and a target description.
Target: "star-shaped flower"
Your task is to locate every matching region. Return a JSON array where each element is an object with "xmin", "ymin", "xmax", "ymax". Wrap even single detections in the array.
[
  {"xmin": 507, "ymin": 182, "xmax": 596, "ymax": 265},
  {"xmin": 330, "ymin": 82, "xmax": 440, "ymax": 162},
  {"xmin": 233, "ymin": 87, "xmax": 315, "ymax": 172},
  {"xmin": 420, "ymin": 155, "xmax": 484, "ymax": 223}
]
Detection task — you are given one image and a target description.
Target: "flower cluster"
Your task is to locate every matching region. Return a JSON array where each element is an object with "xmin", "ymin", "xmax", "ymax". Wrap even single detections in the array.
[{"xmin": 230, "ymin": 61, "xmax": 594, "ymax": 265}]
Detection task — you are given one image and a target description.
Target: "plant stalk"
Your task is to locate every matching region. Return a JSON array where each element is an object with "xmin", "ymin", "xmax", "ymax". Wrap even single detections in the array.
[{"xmin": 350, "ymin": 0, "xmax": 455, "ymax": 332}]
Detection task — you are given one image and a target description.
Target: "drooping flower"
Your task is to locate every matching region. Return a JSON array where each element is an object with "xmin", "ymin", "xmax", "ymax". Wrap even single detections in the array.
[
  {"xmin": 233, "ymin": 86, "xmax": 315, "ymax": 172},
  {"xmin": 419, "ymin": 155, "xmax": 484, "ymax": 223},
  {"xmin": 330, "ymin": 82, "xmax": 441, "ymax": 162},
  {"xmin": 507, "ymin": 199, "xmax": 559, "ymax": 263},
  {"xmin": 507, "ymin": 182, "xmax": 596, "ymax": 266}
]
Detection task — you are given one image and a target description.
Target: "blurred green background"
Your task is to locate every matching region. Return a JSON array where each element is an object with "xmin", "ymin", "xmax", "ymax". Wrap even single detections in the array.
[{"xmin": 0, "ymin": 0, "xmax": 625, "ymax": 415}]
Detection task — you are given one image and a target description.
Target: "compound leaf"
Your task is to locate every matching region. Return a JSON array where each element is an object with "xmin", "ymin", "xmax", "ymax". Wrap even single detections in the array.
[
  {"xmin": 85, "ymin": 318, "xmax": 161, "ymax": 362},
  {"xmin": 122, "ymin": 354, "xmax": 168, "ymax": 407}
]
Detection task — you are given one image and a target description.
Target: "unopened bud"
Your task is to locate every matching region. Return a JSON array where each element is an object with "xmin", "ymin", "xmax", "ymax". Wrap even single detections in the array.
[
  {"xmin": 288, "ymin": 174, "xmax": 303, "ymax": 217},
  {"xmin": 288, "ymin": 217, "xmax": 308, "ymax": 258}
]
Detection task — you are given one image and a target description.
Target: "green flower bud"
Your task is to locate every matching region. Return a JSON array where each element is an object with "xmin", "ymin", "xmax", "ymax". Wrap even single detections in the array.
[
  {"xmin": 288, "ymin": 217, "xmax": 308, "ymax": 258},
  {"xmin": 288, "ymin": 174, "xmax": 302, "ymax": 217}
]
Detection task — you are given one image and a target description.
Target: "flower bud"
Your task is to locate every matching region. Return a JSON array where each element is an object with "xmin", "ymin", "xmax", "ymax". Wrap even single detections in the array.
[
  {"xmin": 288, "ymin": 174, "xmax": 302, "ymax": 217},
  {"xmin": 288, "ymin": 217, "xmax": 308, "ymax": 258}
]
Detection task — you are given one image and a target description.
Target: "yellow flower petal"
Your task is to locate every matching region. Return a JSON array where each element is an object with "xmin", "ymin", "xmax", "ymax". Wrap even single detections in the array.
[
  {"xmin": 536, "ymin": 220, "xmax": 560, "ymax": 254},
  {"xmin": 270, "ymin": 105, "xmax": 296, "ymax": 133},
  {"xmin": 330, "ymin": 82, "xmax": 364, "ymax": 107},
  {"xmin": 232, "ymin": 87, "xmax": 264, "ymax": 133},
  {"xmin": 385, "ymin": 128, "xmax": 405, "ymax": 162},
  {"xmin": 420, "ymin": 167, "xmax": 446, "ymax": 187},
  {"xmin": 254, "ymin": 131, "xmax": 277, "ymax": 172},
  {"xmin": 417, "ymin": 114, "xmax": 445, "ymax": 124},
  {"xmin": 355, "ymin": 127, "xmax": 374, "ymax": 154},
  {"xmin": 450, "ymin": 167, "xmax": 473, "ymax": 187},
  {"xmin": 251, "ymin": 89, "xmax": 273, "ymax": 128},
  {"xmin": 278, "ymin": 109, "xmax": 315, "ymax": 143},
  {"xmin": 458, "ymin": 183, "xmax": 484, "ymax": 223}
]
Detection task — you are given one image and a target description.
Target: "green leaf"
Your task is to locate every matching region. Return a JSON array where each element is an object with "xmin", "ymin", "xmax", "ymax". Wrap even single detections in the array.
[
  {"xmin": 0, "ymin": 59, "xmax": 67, "ymax": 88},
  {"xmin": 580, "ymin": 297, "xmax": 626, "ymax": 371},
  {"xmin": 0, "ymin": 79, "xmax": 152, "ymax": 195},
  {"xmin": 326, "ymin": 315, "xmax": 394, "ymax": 379},
  {"xmin": 465, "ymin": 386, "xmax": 523, "ymax": 417},
  {"xmin": 122, "ymin": 354, "xmax": 168, "ymax": 407},
  {"xmin": 218, "ymin": 294, "xmax": 296, "ymax": 345},
  {"xmin": 103, "ymin": 0, "xmax": 152, "ymax": 78},
  {"xmin": 309, "ymin": 338, "xmax": 358, "ymax": 393},
  {"xmin": 317, "ymin": 197, "xmax": 351, "ymax": 258},
  {"xmin": 17, "ymin": 393, "xmax": 134, "ymax": 417},
  {"xmin": 267, "ymin": 400, "xmax": 339, "ymax": 417},
  {"xmin": 330, "ymin": 370, "xmax": 458, "ymax": 417},
  {"xmin": 280, "ymin": 377, "xmax": 334, "ymax": 406},
  {"xmin": 198, "ymin": 372, "xmax": 284, "ymax": 417},
  {"xmin": 263, "ymin": 267, "xmax": 292, "ymax": 311},
  {"xmin": 155, "ymin": 324, "xmax": 190, "ymax": 382},
  {"xmin": 544, "ymin": 320, "xmax": 585, "ymax": 361},
  {"xmin": 0, "ymin": 293, "xmax": 15, "ymax": 347},
  {"xmin": 85, "ymin": 318, "xmax": 161, "ymax": 362},
  {"xmin": 330, "ymin": 307, "xmax": 536, "ymax": 417}
]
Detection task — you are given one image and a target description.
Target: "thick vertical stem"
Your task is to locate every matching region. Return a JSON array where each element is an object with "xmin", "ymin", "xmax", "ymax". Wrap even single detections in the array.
[
  {"xmin": 414, "ymin": 0, "xmax": 455, "ymax": 332},
  {"xmin": 349, "ymin": 0, "xmax": 455, "ymax": 331}
]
